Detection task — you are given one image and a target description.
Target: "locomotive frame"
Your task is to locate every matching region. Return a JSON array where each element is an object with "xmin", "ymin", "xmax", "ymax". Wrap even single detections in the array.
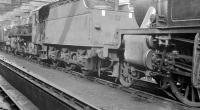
[{"xmin": 117, "ymin": 27, "xmax": 200, "ymax": 106}]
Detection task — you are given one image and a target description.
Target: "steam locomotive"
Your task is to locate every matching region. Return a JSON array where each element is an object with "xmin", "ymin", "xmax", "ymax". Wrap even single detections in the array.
[
  {"xmin": 1, "ymin": 0, "xmax": 200, "ymax": 107},
  {"xmin": 119, "ymin": 0, "xmax": 200, "ymax": 107}
]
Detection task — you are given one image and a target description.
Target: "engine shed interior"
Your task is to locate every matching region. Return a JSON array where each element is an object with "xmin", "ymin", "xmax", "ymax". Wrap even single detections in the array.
[{"xmin": 0, "ymin": 0, "xmax": 200, "ymax": 109}]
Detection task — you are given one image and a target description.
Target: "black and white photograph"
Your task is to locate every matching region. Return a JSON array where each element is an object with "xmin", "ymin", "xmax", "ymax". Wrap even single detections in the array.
[{"xmin": 0, "ymin": 0, "xmax": 199, "ymax": 110}]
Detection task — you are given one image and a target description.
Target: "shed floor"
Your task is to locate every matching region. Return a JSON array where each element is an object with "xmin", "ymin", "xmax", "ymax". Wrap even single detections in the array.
[{"xmin": 0, "ymin": 52, "xmax": 195, "ymax": 110}]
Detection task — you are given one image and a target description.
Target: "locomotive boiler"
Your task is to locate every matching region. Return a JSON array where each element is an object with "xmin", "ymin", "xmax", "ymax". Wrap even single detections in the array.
[{"xmin": 118, "ymin": 0, "xmax": 200, "ymax": 107}]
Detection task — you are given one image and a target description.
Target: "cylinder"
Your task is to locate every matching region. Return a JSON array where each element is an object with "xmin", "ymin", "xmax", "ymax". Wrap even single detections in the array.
[{"xmin": 124, "ymin": 35, "xmax": 153, "ymax": 70}]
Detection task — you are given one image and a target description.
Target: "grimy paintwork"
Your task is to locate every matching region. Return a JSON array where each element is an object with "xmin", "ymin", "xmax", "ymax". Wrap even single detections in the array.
[
  {"xmin": 44, "ymin": 0, "xmax": 136, "ymax": 49},
  {"xmin": 134, "ymin": 0, "xmax": 200, "ymax": 28}
]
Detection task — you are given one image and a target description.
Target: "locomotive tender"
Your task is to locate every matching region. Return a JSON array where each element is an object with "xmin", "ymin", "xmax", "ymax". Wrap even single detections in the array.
[
  {"xmin": 31, "ymin": 0, "xmax": 136, "ymax": 78},
  {"xmin": 1, "ymin": 0, "xmax": 200, "ymax": 107}
]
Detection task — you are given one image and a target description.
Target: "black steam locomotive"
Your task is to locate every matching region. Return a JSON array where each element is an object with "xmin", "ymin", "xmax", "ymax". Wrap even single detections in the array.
[{"xmin": 118, "ymin": 0, "xmax": 200, "ymax": 107}]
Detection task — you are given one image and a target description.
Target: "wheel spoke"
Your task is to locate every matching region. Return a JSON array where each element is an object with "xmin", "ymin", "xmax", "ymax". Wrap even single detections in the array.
[
  {"xmin": 192, "ymin": 86, "xmax": 195, "ymax": 102},
  {"xmin": 125, "ymin": 77, "xmax": 128, "ymax": 82},
  {"xmin": 197, "ymin": 89, "xmax": 200, "ymax": 100},
  {"xmin": 97, "ymin": 61, "xmax": 101, "ymax": 77},
  {"xmin": 128, "ymin": 76, "xmax": 132, "ymax": 83},
  {"xmin": 184, "ymin": 84, "xmax": 189, "ymax": 98},
  {"xmin": 119, "ymin": 62, "xmax": 134, "ymax": 87},
  {"xmin": 169, "ymin": 78, "xmax": 200, "ymax": 107}
]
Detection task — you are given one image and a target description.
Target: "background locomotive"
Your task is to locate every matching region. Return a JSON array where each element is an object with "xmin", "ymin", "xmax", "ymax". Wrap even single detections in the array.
[{"xmin": 0, "ymin": 0, "xmax": 200, "ymax": 107}]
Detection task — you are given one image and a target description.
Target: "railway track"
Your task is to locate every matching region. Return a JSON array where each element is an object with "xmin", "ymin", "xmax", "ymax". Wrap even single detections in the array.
[
  {"xmin": 0, "ymin": 84, "xmax": 19, "ymax": 110},
  {"xmin": 0, "ymin": 75, "xmax": 38, "ymax": 110},
  {"xmin": 1, "ymin": 52, "xmax": 196, "ymax": 110},
  {"xmin": 0, "ymin": 55, "xmax": 101, "ymax": 110}
]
